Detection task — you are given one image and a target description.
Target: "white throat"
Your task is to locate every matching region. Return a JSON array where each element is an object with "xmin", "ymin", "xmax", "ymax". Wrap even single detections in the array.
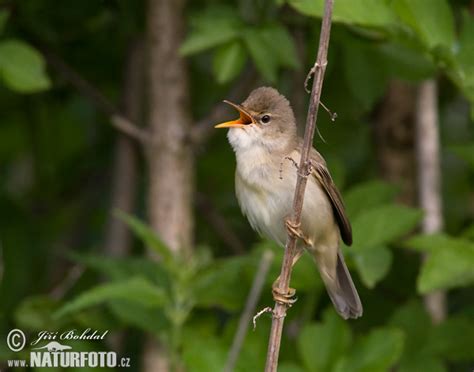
[{"xmin": 227, "ymin": 125, "xmax": 291, "ymax": 185}]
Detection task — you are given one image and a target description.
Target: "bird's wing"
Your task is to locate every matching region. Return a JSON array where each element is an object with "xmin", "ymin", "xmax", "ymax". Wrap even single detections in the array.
[{"xmin": 311, "ymin": 152, "xmax": 353, "ymax": 246}]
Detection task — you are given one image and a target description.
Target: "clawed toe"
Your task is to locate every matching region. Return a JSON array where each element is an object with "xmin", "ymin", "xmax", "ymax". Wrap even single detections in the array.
[
  {"xmin": 272, "ymin": 279, "xmax": 297, "ymax": 306},
  {"xmin": 285, "ymin": 219, "xmax": 312, "ymax": 246}
]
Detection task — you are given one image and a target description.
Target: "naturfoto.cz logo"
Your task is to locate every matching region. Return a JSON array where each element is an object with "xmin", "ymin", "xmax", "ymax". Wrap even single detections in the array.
[{"xmin": 6, "ymin": 328, "xmax": 131, "ymax": 369}]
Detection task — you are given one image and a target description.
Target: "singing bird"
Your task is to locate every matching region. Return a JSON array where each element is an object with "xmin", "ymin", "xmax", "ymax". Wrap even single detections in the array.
[{"xmin": 214, "ymin": 87, "xmax": 362, "ymax": 319}]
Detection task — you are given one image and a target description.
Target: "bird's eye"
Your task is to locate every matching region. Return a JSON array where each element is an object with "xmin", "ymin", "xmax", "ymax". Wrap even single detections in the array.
[{"xmin": 261, "ymin": 114, "xmax": 271, "ymax": 124}]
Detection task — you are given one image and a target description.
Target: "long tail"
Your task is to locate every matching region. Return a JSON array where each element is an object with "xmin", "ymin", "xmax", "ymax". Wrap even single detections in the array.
[{"xmin": 320, "ymin": 250, "xmax": 363, "ymax": 319}]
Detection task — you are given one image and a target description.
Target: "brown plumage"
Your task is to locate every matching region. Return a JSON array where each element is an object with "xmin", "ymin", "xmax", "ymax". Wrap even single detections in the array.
[{"xmin": 215, "ymin": 87, "xmax": 362, "ymax": 319}]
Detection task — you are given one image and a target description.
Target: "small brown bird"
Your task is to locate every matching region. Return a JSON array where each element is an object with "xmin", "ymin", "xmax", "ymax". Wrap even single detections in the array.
[{"xmin": 215, "ymin": 87, "xmax": 362, "ymax": 319}]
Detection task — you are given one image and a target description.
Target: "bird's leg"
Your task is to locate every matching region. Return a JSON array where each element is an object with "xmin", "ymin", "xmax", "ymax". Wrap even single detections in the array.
[
  {"xmin": 272, "ymin": 248, "xmax": 304, "ymax": 305},
  {"xmin": 285, "ymin": 219, "xmax": 313, "ymax": 246}
]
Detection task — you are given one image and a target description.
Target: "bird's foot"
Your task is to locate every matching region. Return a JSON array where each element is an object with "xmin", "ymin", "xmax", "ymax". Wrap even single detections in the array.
[
  {"xmin": 285, "ymin": 219, "xmax": 313, "ymax": 246},
  {"xmin": 272, "ymin": 278, "xmax": 297, "ymax": 306}
]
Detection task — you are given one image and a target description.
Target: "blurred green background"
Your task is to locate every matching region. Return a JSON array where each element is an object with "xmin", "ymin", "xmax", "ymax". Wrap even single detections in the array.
[{"xmin": 0, "ymin": 0, "xmax": 473, "ymax": 371}]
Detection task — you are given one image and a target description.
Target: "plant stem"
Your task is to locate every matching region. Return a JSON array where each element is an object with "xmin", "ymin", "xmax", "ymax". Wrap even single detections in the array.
[{"xmin": 263, "ymin": 1, "xmax": 334, "ymax": 371}]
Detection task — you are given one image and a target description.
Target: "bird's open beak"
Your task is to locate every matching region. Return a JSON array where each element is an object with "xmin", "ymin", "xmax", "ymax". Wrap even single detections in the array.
[{"xmin": 214, "ymin": 100, "xmax": 256, "ymax": 128}]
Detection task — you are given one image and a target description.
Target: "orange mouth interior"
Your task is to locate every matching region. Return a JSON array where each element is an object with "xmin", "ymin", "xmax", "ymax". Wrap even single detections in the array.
[{"xmin": 214, "ymin": 100, "xmax": 255, "ymax": 128}]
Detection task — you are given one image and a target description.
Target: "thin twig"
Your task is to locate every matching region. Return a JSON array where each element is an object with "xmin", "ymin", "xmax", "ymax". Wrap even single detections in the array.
[
  {"xmin": 320, "ymin": 101, "xmax": 337, "ymax": 122},
  {"xmin": 224, "ymin": 250, "xmax": 274, "ymax": 372},
  {"xmin": 38, "ymin": 44, "xmax": 149, "ymax": 144},
  {"xmin": 264, "ymin": 1, "xmax": 334, "ymax": 371}
]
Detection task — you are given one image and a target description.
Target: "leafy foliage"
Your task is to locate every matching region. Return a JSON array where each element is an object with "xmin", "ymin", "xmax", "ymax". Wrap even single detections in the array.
[
  {"xmin": 181, "ymin": 5, "xmax": 298, "ymax": 83},
  {"xmin": 55, "ymin": 277, "xmax": 168, "ymax": 318},
  {"xmin": 405, "ymin": 234, "xmax": 474, "ymax": 293},
  {"xmin": 297, "ymin": 310, "xmax": 352, "ymax": 372},
  {"xmin": 390, "ymin": 301, "xmax": 474, "ymax": 370},
  {"xmin": 288, "ymin": 0, "xmax": 397, "ymax": 28},
  {"xmin": 341, "ymin": 181, "xmax": 422, "ymax": 287},
  {"xmin": 0, "ymin": 39, "xmax": 50, "ymax": 92}
]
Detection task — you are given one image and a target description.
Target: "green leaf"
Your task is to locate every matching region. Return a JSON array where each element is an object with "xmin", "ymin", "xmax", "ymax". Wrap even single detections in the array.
[
  {"xmin": 297, "ymin": 309, "xmax": 352, "ymax": 372},
  {"xmin": 334, "ymin": 328, "xmax": 404, "ymax": 372},
  {"xmin": 390, "ymin": 301, "xmax": 432, "ymax": 357},
  {"xmin": 193, "ymin": 255, "xmax": 256, "ymax": 310},
  {"xmin": 342, "ymin": 41, "xmax": 388, "ymax": 111},
  {"xmin": 420, "ymin": 246, "xmax": 474, "ymax": 292},
  {"xmin": 391, "ymin": 0, "xmax": 455, "ymax": 50},
  {"xmin": 15, "ymin": 296, "xmax": 65, "ymax": 331},
  {"xmin": 182, "ymin": 333, "xmax": 227, "ymax": 372},
  {"xmin": 180, "ymin": 27, "xmax": 239, "ymax": 56},
  {"xmin": 259, "ymin": 24, "xmax": 299, "ymax": 69},
  {"xmin": 428, "ymin": 317, "xmax": 474, "ymax": 361},
  {"xmin": 405, "ymin": 233, "xmax": 466, "ymax": 252},
  {"xmin": 452, "ymin": 11, "xmax": 474, "ymax": 105},
  {"xmin": 398, "ymin": 356, "xmax": 446, "ymax": 372},
  {"xmin": 0, "ymin": 39, "xmax": 50, "ymax": 93},
  {"xmin": 352, "ymin": 245, "xmax": 393, "ymax": 288},
  {"xmin": 405, "ymin": 234, "xmax": 474, "ymax": 292},
  {"xmin": 344, "ymin": 180, "xmax": 398, "ymax": 218},
  {"xmin": 243, "ymin": 28, "xmax": 278, "ymax": 82},
  {"xmin": 180, "ymin": 7, "xmax": 241, "ymax": 56},
  {"xmin": 55, "ymin": 277, "xmax": 167, "ymax": 318},
  {"xmin": 457, "ymin": 11, "xmax": 474, "ymax": 73},
  {"xmin": 377, "ymin": 42, "xmax": 436, "ymax": 81},
  {"xmin": 212, "ymin": 41, "xmax": 247, "ymax": 84},
  {"xmin": 351, "ymin": 205, "xmax": 422, "ymax": 249},
  {"xmin": 115, "ymin": 210, "xmax": 175, "ymax": 269},
  {"xmin": 71, "ymin": 253, "xmax": 168, "ymax": 284},
  {"xmin": 289, "ymin": 0, "xmax": 396, "ymax": 27},
  {"xmin": 108, "ymin": 301, "xmax": 168, "ymax": 335}
]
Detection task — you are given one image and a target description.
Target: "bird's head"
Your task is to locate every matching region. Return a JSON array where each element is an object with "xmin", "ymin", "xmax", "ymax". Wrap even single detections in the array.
[{"xmin": 215, "ymin": 87, "xmax": 297, "ymax": 153}]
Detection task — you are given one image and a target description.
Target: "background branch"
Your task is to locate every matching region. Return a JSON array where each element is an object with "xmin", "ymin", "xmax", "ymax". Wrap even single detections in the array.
[{"xmin": 264, "ymin": 1, "xmax": 334, "ymax": 371}]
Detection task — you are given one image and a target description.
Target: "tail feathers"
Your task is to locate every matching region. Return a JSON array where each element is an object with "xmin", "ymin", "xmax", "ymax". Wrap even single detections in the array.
[{"xmin": 324, "ymin": 251, "xmax": 363, "ymax": 320}]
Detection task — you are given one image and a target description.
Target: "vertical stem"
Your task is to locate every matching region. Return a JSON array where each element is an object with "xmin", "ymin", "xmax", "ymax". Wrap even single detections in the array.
[
  {"xmin": 415, "ymin": 80, "xmax": 446, "ymax": 324},
  {"xmin": 264, "ymin": 1, "xmax": 334, "ymax": 371}
]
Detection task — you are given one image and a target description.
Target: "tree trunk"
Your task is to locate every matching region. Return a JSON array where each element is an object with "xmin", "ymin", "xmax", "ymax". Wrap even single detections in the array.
[
  {"xmin": 143, "ymin": 0, "xmax": 194, "ymax": 370},
  {"xmin": 415, "ymin": 80, "xmax": 446, "ymax": 324},
  {"xmin": 374, "ymin": 80, "xmax": 417, "ymax": 205},
  {"xmin": 374, "ymin": 79, "xmax": 447, "ymax": 323},
  {"xmin": 146, "ymin": 0, "xmax": 193, "ymax": 255}
]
